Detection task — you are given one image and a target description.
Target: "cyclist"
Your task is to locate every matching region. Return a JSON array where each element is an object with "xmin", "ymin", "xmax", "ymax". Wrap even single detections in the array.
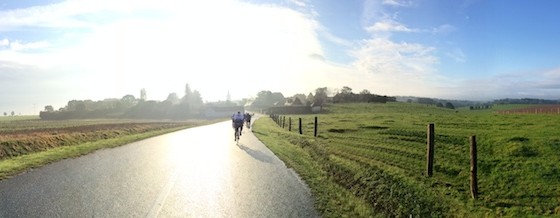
[
  {"xmin": 231, "ymin": 111, "xmax": 245, "ymax": 140},
  {"xmin": 244, "ymin": 112, "xmax": 252, "ymax": 128}
]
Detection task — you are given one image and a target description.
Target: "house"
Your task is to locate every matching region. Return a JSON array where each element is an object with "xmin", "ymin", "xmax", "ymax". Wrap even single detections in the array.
[{"xmin": 311, "ymin": 102, "xmax": 323, "ymax": 113}]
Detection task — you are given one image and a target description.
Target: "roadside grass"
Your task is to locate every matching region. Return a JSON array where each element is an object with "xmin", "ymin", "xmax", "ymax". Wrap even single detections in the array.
[
  {"xmin": 253, "ymin": 102, "xmax": 560, "ymax": 217},
  {"xmin": 253, "ymin": 118, "xmax": 378, "ymax": 218},
  {"xmin": 0, "ymin": 119, "xmax": 220, "ymax": 180}
]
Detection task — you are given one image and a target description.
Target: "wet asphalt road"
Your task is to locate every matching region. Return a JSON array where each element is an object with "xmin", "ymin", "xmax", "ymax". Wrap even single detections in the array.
[{"xmin": 0, "ymin": 119, "xmax": 319, "ymax": 218}]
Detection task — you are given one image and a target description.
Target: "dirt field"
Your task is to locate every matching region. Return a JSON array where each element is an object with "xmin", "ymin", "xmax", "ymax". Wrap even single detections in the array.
[{"xmin": 0, "ymin": 121, "xmax": 191, "ymax": 160}]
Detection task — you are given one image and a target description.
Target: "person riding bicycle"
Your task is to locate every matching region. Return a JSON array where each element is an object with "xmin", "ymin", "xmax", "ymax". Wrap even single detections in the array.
[
  {"xmin": 231, "ymin": 111, "xmax": 245, "ymax": 137},
  {"xmin": 244, "ymin": 112, "xmax": 252, "ymax": 128}
]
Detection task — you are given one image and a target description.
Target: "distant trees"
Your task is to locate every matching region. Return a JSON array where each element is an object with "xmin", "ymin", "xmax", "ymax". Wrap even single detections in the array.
[
  {"xmin": 120, "ymin": 95, "xmax": 137, "ymax": 109},
  {"xmin": 44, "ymin": 105, "xmax": 54, "ymax": 112},
  {"xmin": 444, "ymin": 102, "xmax": 455, "ymax": 109},
  {"xmin": 40, "ymin": 83, "xmax": 208, "ymax": 120},
  {"xmin": 251, "ymin": 90, "xmax": 285, "ymax": 108},
  {"xmin": 165, "ymin": 93, "xmax": 180, "ymax": 105},
  {"xmin": 314, "ymin": 87, "xmax": 328, "ymax": 105},
  {"xmin": 332, "ymin": 86, "xmax": 396, "ymax": 104},
  {"xmin": 182, "ymin": 84, "xmax": 203, "ymax": 113},
  {"xmin": 140, "ymin": 88, "xmax": 147, "ymax": 101},
  {"xmin": 3, "ymin": 112, "xmax": 7, "ymax": 116}
]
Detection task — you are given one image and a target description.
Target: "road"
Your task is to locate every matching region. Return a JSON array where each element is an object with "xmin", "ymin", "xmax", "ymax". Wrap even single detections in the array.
[{"xmin": 0, "ymin": 119, "xmax": 319, "ymax": 217}]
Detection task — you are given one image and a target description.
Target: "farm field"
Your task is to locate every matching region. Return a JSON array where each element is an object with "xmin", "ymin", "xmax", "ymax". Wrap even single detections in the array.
[
  {"xmin": 0, "ymin": 116, "xmax": 218, "ymax": 180},
  {"xmin": 253, "ymin": 102, "xmax": 560, "ymax": 217}
]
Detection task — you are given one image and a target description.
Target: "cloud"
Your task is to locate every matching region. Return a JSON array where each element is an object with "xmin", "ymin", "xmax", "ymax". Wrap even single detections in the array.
[
  {"xmin": 446, "ymin": 48, "xmax": 466, "ymax": 63},
  {"xmin": 352, "ymin": 38, "xmax": 437, "ymax": 75},
  {"xmin": 9, "ymin": 40, "xmax": 51, "ymax": 51},
  {"xmin": 0, "ymin": 38, "xmax": 8, "ymax": 46},
  {"xmin": 366, "ymin": 19, "xmax": 417, "ymax": 33},
  {"xmin": 527, "ymin": 67, "xmax": 560, "ymax": 90},
  {"xmin": 348, "ymin": 37, "xmax": 440, "ymax": 96},
  {"xmin": 432, "ymin": 24, "xmax": 457, "ymax": 35},
  {"xmin": 382, "ymin": 0, "xmax": 413, "ymax": 7},
  {"xmin": 0, "ymin": 0, "xmax": 331, "ymax": 103},
  {"xmin": 289, "ymin": 0, "xmax": 307, "ymax": 7}
]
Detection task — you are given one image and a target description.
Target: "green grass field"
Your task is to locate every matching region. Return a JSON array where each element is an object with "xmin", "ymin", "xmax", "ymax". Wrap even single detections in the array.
[{"xmin": 253, "ymin": 102, "xmax": 560, "ymax": 217}]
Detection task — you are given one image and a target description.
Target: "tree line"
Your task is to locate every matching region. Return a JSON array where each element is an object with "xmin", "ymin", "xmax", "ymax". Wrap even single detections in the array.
[
  {"xmin": 40, "ymin": 84, "xmax": 204, "ymax": 120},
  {"xmin": 39, "ymin": 85, "xmax": 397, "ymax": 120},
  {"xmin": 247, "ymin": 86, "xmax": 396, "ymax": 112}
]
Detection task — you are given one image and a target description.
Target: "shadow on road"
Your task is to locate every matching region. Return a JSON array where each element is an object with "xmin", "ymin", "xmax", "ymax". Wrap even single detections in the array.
[{"xmin": 237, "ymin": 144, "xmax": 274, "ymax": 163}]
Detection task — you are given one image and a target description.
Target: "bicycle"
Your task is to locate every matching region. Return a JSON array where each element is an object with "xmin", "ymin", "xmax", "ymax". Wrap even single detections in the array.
[
  {"xmin": 234, "ymin": 126, "xmax": 241, "ymax": 142},
  {"xmin": 233, "ymin": 120, "xmax": 243, "ymax": 143}
]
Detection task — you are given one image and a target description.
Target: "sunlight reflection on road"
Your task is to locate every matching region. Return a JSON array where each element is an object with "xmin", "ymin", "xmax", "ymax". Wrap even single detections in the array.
[{"xmin": 155, "ymin": 122, "xmax": 238, "ymax": 217}]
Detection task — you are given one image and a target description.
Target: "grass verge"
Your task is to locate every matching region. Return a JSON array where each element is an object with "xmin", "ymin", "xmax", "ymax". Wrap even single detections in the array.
[{"xmin": 253, "ymin": 117, "xmax": 378, "ymax": 217}]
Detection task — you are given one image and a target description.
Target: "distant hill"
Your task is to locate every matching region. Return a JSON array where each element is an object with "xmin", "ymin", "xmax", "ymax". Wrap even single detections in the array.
[{"xmin": 395, "ymin": 96, "xmax": 487, "ymax": 108}]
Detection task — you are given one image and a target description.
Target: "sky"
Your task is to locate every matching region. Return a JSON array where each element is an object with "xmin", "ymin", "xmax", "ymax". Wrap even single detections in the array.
[{"xmin": 1, "ymin": 0, "xmax": 560, "ymax": 115}]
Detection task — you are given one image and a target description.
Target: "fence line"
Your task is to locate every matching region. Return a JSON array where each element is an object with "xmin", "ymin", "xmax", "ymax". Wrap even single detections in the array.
[{"xmin": 268, "ymin": 114, "xmax": 480, "ymax": 199}]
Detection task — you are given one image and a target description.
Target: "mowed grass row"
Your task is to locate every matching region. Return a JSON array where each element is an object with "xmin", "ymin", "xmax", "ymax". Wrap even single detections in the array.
[{"xmin": 254, "ymin": 102, "xmax": 560, "ymax": 217}]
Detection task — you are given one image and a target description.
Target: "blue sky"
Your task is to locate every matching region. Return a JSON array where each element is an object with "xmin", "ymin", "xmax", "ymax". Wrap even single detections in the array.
[{"xmin": 1, "ymin": 0, "xmax": 560, "ymax": 115}]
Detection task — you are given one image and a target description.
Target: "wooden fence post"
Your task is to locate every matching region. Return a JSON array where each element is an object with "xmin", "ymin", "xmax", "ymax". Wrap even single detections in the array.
[
  {"xmin": 470, "ymin": 135, "xmax": 478, "ymax": 199},
  {"xmin": 288, "ymin": 117, "xmax": 292, "ymax": 131},
  {"xmin": 282, "ymin": 116, "xmax": 285, "ymax": 128},
  {"xmin": 314, "ymin": 116, "xmax": 318, "ymax": 137},
  {"xmin": 299, "ymin": 118, "xmax": 303, "ymax": 134},
  {"xmin": 426, "ymin": 123, "xmax": 435, "ymax": 177}
]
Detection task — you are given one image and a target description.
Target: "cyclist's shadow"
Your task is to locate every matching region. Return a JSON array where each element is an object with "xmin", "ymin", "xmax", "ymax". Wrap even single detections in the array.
[{"xmin": 237, "ymin": 143, "xmax": 274, "ymax": 163}]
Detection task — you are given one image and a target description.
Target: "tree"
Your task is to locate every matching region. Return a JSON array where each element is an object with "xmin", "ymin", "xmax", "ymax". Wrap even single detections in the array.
[
  {"xmin": 165, "ymin": 93, "xmax": 180, "ymax": 105},
  {"xmin": 44, "ymin": 105, "xmax": 54, "ymax": 112},
  {"xmin": 252, "ymin": 90, "xmax": 285, "ymax": 108},
  {"xmin": 3, "ymin": 112, "xmax": 6, "ymax": 116},
  {"xmin": 445, "ymin": 102, "xmax": 455, "ymax": 109},
  {"xmin": 184, "ymin": 83, "xmax": 193, "ymax": 99},
  {"xmin": 140, "ymin": 88, "xmax": 147, "ymax": 101},
  {"xmin": 341, "ymin": 86, "xmax": 352, "ymax": 95},
  {"xmin": 180, "ymin": 84, "xmax": 204, "ymax": 114},
  {"xmin": 11, "ymin": 111, "xmax": 15, "ymax": 116},
  {"xmin": 120, "ymin": 94, "xmax": 137, "ymax": 109},
  {"xmin": 314, "ymin": 87, "xmax": 328, "ymax": 105},
  {"xmin": 359, "ymin": 89, "xmax": 371, "ymax": 95},
  {"xmin": 417, "ymin": 97, "xmax": 436, "ymax": 105},
  {"xmin": 190, "ymin": 90, "xmax": 204, "ymax": 110}
]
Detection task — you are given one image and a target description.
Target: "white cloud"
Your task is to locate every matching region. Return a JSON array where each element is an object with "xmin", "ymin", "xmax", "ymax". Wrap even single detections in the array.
[
  {"xmin": 350, "ymin": 37, "xmax": 440, "ymax": 96},
  {"xmin": 382, "ymin": 0, "xmax": 413, "ymax": 7},
  {"xmin": 432, "ymin": 24, "xmax": 457, "ymax": 35},
  {"xmin": 0, "ymin": 0, "xmax": 335, "ymax": 103},
  {"xmin": 366, "ymin": 19, "xmax": 416, "ymax": 33},
  {"xmin": 352, "ymin": 38, "xmax": 437, "ymax": 74},
  {"xmin": 0, "ymin": 38, "xmax": 8, "ymax": 46},
  {"xmin": 289, "ymin": 0, "xmax": 307, "ymax": 7},
  {"xmin": 9, "ymin": 40, "xmax": 50, "ymax": 51},
  {"xmin": 446, "ymin": 48, "xmax": 466, "ymax": 63}
]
